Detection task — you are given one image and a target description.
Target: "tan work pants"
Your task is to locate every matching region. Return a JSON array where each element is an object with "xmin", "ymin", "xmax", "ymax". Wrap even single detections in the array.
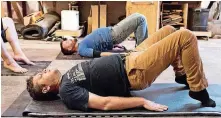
[{"xmin": 125, "ymin": 25, "xmax": 208, "ymax": 92}]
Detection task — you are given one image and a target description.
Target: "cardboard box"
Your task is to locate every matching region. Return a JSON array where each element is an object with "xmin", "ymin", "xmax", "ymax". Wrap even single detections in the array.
[{"xmin": 24, "ymin": 11, "xmax": 43, "ymax": 26}]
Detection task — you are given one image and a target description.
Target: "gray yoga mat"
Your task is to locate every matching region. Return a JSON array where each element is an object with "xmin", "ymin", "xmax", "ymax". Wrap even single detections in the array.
[
  {"xmin": 23, "ymin": 84, "xmax": 221, "ymax": 117},
  {"xmin": 2, "ymin": 90, "xmax": 32, "ymax": 117},
  {"xmin": 56, "ymin": 50, "xmax": 130, "ymax": 60},
  {"xmin": 56, "ymin": 52, "xmax": 92, "ymax": 60},
  {"xmin": 1, "ymin": 61, "xmax": 51, "ymax": 76}
]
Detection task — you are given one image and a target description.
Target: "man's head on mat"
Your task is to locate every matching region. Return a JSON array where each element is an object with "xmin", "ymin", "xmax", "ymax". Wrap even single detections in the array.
[
  {"xmin": 26, "ymin": 69, "xmax": 61, "ymax": 100},
  {"xmin": 60, "ymin": 38, "xmax": 78, "ymax": 55}
]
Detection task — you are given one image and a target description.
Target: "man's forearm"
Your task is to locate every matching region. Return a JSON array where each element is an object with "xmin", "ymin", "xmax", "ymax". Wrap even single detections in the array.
[
  {"xmin": 88, "ymin": 92, "xmax": 167, "ymax": 111},
  {"xmin": 103, "ymin": 96, "xmax": 145, "ymax": 110}
]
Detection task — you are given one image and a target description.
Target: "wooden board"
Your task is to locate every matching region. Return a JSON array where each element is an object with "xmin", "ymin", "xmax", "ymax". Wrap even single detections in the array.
[
  {"xmin": 192, "ymin": 31, "xmax": 212, "ymax": 37},
  {"xmin": 126, "ymin": 1, "xmax": 160, "ymax": 36},
  {"xmin": 11, "ymin": 1, "xmax": 24, "ymax": 23},
  {"xmin": 182, "ymin": 3, "xmax": 188, "ymax": 28},
  {"xmin": 55, "ymin": 28, "xmax": 83, "ymax": 37},
  {"xmin": 1, "ymin": 2, "xmax": 5, "ymax": 17},
  {"xmin": 161, "ymin": 3, "xmax": 188, "ymax": 29},
  {"xmin": 6, "ymin": 2, "xmax": 12, "ymax": 17},
  {"xmin": 100, "ymin": 5, "xmax": 107, "ymax": 28},
  {"xmin": 91, "ymin": 5, "xmax": 99, "ymax": 31},
  {"xmin": 87, "ymin": 16, "xmax": 92, "ymax": 34}
]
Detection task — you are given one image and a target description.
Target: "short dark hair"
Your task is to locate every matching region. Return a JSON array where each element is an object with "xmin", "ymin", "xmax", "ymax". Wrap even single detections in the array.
[
  {"xmin": 60, "ymin": 40, "xmax": 75, "ymax": 55},
  {"xmin": 26, "ymin": 76, "xmax": 59, "ymax": 101}
]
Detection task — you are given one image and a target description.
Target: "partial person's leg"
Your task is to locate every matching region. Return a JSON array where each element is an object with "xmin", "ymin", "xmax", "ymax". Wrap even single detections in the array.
[
  {"xmin": 111, "ymin": 13, "xmax": 148, "ymax": 46},
  {"xmin": 1, "ymin": 37, "xmax": 28, "ymax": 73},
  {"xmin": 126, "ymin": 29, "xmax": 215, "ymax": 107},
  {"xmin": 172, "ymin": 56, "xmax": 188, "ymax": 87},
  {"xmin": 135, "ymin": 25, "xmax": 176, "ymax": 51},
  {"xmin": 134, "ymin": 25, "xmax": 186, "ymax": 82},
  {"xmin": 2, "ymin": 17, "xmax": 35, "ymax": 65}
]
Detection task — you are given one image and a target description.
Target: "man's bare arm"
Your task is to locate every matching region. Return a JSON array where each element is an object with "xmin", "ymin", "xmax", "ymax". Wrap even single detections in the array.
[{"xmin": 88, "ymin": 92, "xmax": 168, "ymax": 111}]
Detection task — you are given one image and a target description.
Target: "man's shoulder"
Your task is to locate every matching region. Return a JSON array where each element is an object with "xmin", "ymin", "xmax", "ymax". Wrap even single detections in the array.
[
  {"xmin": 59, "ymin": 80, "xmax": 80, "ymax": 97},
  {"xmin": 79, "ymin": 33, "xmax": 98, "ymax": 46}
]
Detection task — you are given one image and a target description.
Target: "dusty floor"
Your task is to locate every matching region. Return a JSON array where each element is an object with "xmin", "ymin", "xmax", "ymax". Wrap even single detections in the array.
[{"xmin": 1, "ymin": 38, "xmax": 221, "ymax": 117}]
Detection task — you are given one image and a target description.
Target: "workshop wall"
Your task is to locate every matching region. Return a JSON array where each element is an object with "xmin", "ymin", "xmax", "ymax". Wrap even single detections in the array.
[{"xmin": 1, "ymin": 1, "xmax": 126, "ymax": 26}]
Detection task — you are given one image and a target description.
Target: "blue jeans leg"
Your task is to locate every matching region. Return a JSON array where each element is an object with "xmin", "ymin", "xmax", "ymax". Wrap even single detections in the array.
[{"xmin": 111, "ymin": 13, "xmax": 148, "ymax": 46}]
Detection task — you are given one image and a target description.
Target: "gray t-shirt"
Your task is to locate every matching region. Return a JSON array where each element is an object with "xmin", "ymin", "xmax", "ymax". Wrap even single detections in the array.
[{"xmin": 59, "ymin": 55, "xmax": 131, "ymax": 111}]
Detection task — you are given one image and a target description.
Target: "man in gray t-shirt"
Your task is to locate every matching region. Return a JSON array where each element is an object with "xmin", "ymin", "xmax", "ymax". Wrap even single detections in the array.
[{"xmin": 26, "ymin": 26, "xmax": 216, "ymax": 111}]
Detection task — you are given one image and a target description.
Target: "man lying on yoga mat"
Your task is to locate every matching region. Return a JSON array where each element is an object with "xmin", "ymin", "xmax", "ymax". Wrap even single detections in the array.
[
  {"xmin": 60, "ymin": 13, "xmax": 148, "ymax": 58},
  {"xmin": 27, "ymin": 26, "xmax": 216, "ymax": 112},
  {"xmin": 1, "ymin": 17, "xmax": 35, "ymax": 73}
]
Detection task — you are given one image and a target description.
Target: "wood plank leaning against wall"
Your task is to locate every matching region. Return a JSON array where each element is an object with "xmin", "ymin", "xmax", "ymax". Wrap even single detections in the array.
[
  {"xmin": 1, "ymin": 2, "xmax": 5, "ymax": 17},
  {"xmin": 126, "ymin": 1, "xmax": 160, "ymax": 36}
]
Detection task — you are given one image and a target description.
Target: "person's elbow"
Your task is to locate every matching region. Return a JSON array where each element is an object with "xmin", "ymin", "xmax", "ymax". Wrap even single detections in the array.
[
  {"xmin": 88, "ymin": 93, "xmax": 115, "ymax": 111},
  {"xmin": 78, "ymin": 50, "xmax": 89, "ymax": 57},
  {"xmin": 100, "ymin": 97, "xmax": 112, "ymax": 111},
  {"xmin": 89, "ymin": 97, "xmax": 112, "ymax": 111},
  {"xmin": 78, "ymin": 49, "xmax": 93, "ymax": 57},
  {"xmin": 101, "ymin": 97, "xmax": 126, "ymax": 111}
]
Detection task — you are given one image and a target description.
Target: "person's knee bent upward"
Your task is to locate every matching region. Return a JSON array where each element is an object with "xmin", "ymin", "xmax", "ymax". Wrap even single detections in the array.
[
  {"xmin": 133, "ymin": 13, "xmax": 148, "ymax": 46},
  {"xmin": 126, "ymin": 28, "xmax": 216, "ymax": 107},
  {"xmin": 26, "ymin": 33, "xmax": 216, "ymax": 112},
  {"xmin": 135, "ymin": 25, "xmax": 176, "ymax": 51},
  {"xmin": 177, "ymin": 29, "xmax": 215, "ymax": 107},
  {"xmin": 111, "ymin": 13, "xmax": 148, "ymax": 46},
  {"xmin": 60, "ymin": 13, "xmax": 148, "ymax": 58}
]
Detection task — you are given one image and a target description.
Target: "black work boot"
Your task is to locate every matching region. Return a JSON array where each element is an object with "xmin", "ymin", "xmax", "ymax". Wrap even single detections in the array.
[
  {"xmin": 175, "ymin": 74, "xmax": 189, "ymax": 88},
  {"xmin": 189, "ymin": 89, "xmax": 216, "ymax": 107}
]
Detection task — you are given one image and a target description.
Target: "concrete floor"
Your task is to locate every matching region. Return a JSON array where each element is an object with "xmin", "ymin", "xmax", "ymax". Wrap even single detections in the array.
[{"xmin": 1, "ymin": 38, "xmax": 221, "ymax": 117}]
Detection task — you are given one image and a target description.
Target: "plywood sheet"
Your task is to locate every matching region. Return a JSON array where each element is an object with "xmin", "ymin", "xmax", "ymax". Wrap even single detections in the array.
[
  {"xmin": 91, "ymin": 5, "xmax": 98, "ymax": 31},
  {"xmin": 126, "ymin": 1, "xmax": 160, "ymax": 35}
]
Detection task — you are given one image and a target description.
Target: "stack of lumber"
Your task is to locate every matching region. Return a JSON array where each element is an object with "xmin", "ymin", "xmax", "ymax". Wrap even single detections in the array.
[{"xmin": 162, "ymin": 10, "xmax": 183, "ymax": 26}]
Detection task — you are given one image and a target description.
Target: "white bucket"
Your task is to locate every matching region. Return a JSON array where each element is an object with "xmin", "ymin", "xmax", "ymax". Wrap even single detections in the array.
[{"xmin": 61, "ymin": 10, "xmax": 79, "ymax": 31}]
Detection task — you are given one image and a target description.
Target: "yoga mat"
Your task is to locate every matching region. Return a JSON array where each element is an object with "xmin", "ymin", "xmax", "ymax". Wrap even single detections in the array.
[
  {"xmin": 1, "ymin": 61, "xmax": 51, "ymax": 76},
  {"xmin": 23, "ymin": 84, "xmax": 221, "ymax": 117},
  {"xmin": 2, "ymin": 90, "xmax": 32, "ymax": 117},
  {"xmin": 56, "ymin": 52, "xmax": 92, "ymax": 60},
  {"xmin": 56, "ymin": 50, "xmax": 131, "ymax": 60}
]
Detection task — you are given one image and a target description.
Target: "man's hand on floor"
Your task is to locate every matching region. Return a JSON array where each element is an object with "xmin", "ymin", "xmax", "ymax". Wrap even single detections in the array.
[{"xmin": 143, "ymin": 99, "xmax": 168, "ymax": 112}]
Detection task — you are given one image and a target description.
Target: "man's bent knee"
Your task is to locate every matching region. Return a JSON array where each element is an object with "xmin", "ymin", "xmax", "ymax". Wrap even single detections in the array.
[
  {"xmin": 133, "ymin": 13, "xmax": 147, "ymax": 23},
  {"xmin": 164, "ymin": 25, "xmax": 176, "ymax": 32},
  {"xmin": 180, "ymin": 29, "xmax": 195, "ymax": 37},
  {"xmin": 179, "ymin": 29, "xmax": 197, "ymax": 43}
]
